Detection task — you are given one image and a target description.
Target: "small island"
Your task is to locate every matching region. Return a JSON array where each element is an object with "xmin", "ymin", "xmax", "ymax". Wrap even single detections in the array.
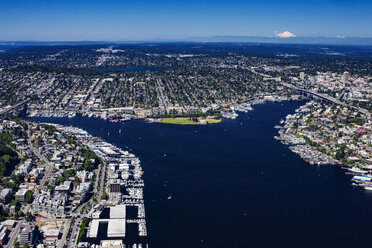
[
  {"xmin": 147, "ymin": 111, "xmax": 223, "ymax": 125},
  {"xmin": 161, "ymin": 116, "xmax": 222, "ymax": 125}
]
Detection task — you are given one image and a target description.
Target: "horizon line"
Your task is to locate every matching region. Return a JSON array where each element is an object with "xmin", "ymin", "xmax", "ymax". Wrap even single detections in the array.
[{"xmin": 2, "ymin": 35, "xmax": 372, "ymax": 42}]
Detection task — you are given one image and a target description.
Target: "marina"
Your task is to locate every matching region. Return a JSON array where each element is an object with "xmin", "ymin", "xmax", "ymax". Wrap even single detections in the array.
[
  {"xmin": 52, "ymin": 125, "xmax": 148, "ymax": 247},
  {"xmin": 288, "ymin": 145, "xmax": 340, "ymax": 165},
  {"xmin": 27, "ymin": 110, "xmax": 134, "ymax": 123},
  {"xmin": 28, "ymin": 101, "xmax": 372, "ymax": 248},
  {"xmin": 276, "ymin": 101, "xmax": 372, "ymax": 192}
]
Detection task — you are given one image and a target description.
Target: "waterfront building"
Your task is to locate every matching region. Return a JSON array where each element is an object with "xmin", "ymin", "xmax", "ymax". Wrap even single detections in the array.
[{"xmin": 109, "ymin": 179, "xmax": 122, "ymax": 193}]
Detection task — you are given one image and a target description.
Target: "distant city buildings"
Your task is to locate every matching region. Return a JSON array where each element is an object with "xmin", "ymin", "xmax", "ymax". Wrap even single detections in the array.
[
  {"xmin": 0, "ymin": 44, "xmax": 370, "ymax": 248},
  {"xmin": 300, "ymin": 72, "xmax": 305, "ymax": 81},
  {"xmin": 342, "ymin": 71, "xmax": 350, "ymax": 83}
]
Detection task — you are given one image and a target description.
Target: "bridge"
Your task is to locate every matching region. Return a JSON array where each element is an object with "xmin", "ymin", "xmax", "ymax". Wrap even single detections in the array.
[
  {"xmin": 281, "ymin": 82, "xmax": 344, "ymax": 105},
  {"xmin": 0, "ymin": 99, "xmax": 29, "ymax": 115},
  {"xmin": 248, "ymin": 68, "xmax": 370, "ymax": 117},
  {"xmin": 281, "ymin": 82, "xmax": 370, "ymax": 117},
  {"xmin": 336, "ymin": 91, "xmax": 346, "ymax": 101}
]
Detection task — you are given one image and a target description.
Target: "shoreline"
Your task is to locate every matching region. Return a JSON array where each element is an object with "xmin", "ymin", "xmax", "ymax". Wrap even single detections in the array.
[
  {"xmin": 48, "ymin": 124, "xmax": 148, "ymax": 246},
  {"xmin": 158, "ymin": 117, "xmax": 222, "ymax": 125},
  {"xmin": 24, "ymin": 95, "xmax": 305, "ymax": 123},
  {"xmin": 275, "ymin": 100, "xmax": 372, "ymax": 191}
]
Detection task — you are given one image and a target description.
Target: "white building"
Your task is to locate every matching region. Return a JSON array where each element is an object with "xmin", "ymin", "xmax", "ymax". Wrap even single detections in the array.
[{"xmin": 342, "ymin": 71, "xmax": 350, "ymax": 83}]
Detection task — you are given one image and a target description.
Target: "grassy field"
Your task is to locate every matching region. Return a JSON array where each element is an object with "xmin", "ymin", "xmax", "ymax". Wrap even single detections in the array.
[{"xmin": 161, "ymin": 117, "xmax": 222, "ymax": 125}]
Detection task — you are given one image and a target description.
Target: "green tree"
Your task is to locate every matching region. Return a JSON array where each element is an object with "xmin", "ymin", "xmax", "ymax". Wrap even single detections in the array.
[
  {"xmin": 9, "ymin": 199, "xmax": 21, "ymax": 212},
  {"xmin": 25, "ymin": 190, "xmax": 34, "ymax": 204},
  {"xmin": 0, "ymin": 144, "xmax": 19, "ymax": 178},
  {"xmin": 335, "ymin": 149, "xmax": 346, "ymax": 160},
  {"xmin": 13, "ymin": 238, "xmax": 20, "ymax": 248},
  {"xmin": 77, "ymin": 217, "xmax": 89, "ymax": 243},
  {"xmin": 25, "ymin": 212, "xmax": 34, "ymax": 222}
]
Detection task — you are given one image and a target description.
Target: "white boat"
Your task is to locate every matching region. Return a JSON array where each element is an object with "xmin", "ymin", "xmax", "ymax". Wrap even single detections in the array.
[
  {"xmin": 363, "ymin": 185, "xmax": 372, "ymax": 191},
  {"xmin": 348, "ymin": 167, "xmax": 365, "ymax": 174},
  {"xmin": 353, "ymin": 175, "xmax": 372, "ymax": 182}
]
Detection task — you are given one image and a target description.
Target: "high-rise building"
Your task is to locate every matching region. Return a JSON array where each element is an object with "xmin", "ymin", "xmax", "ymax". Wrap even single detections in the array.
[
  {"xmin": 342, "ymin": 71, "xmax": 350, "ymax": 83},
  {"xmin": 300, "ymin": 72, "xmax": 305, "ymax": 81},
  {"xmin": 19, "ymin": 224, "xmax": 38, "ymax": 246}
]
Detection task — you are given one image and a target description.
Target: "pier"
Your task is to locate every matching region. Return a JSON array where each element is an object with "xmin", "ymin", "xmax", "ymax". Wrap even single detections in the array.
[{"xmin": 55, "ymin": 125, "xmax": 148, "ymax": 247}]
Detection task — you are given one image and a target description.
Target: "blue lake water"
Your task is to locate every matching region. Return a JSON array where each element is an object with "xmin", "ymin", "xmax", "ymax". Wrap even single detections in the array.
[
  {"xmin": 0, "ymin": 45, "xmax": 21, "ymax": 51},
  {"xmin": 28, "ymin": 101, "xmax": 372, "ymax": 248},
  {"xmin": 0, "ymin": 46, "xmax": 9, "ymax": 52}
]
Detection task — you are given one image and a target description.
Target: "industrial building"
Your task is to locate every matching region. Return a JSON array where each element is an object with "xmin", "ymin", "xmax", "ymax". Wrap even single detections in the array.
[{"xmin": 87, "ymin": 205, "xmax": 127, "ymax": 238}]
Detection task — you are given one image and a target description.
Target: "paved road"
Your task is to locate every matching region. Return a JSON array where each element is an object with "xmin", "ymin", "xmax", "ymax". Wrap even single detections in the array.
[
  {"xmin": 56, "ymin": 218, "xmax": 71, "ymax": 248},
  {"xmin": 281, "ymin": 82, "xmax": 344, "ymax": 105},
  {"xmin": 8, "ymin": 128, "xmax": 108, "ymax": 248},
  {"xmin": 5, "ymin": 205, "xmax": 31, "ymax": 248},
  {"xmin": 96, "ymin": 161, "xmax": 106, "ymax": 200},
  {"xmin": 66, "ymin": 159, "xmax": 106, "ymax": 247},
  {"xmin": 67, "ymin": 217, "xmax": 82, "ymax": 248},
  {"xmin": 59, "ymin": 205, "xmax": 86, "ymax": 248},
  {"xmin": 281, "ymin": 82, "xmax": 371, "ymax": 117},
  {"xmin": 6, "ymin": 130, "xmax": 54, "ymax": 248},
  {"xmin": 31, "ymin": 147, "xmax": 54, "ymax": 188},
  {"xmin": 5, "ymin": 219, "xmax": 24, "ymax": 248},
  {"xmin": 0, "ymin": 99, "xmax": 29, "ymax": 115},
  {"xmin": 248, "ymin": 68, "xmax": 370, "ymax": 117},
  {"xmin": 66, "ymin": 161, "xmax": 106, "ymax": 247}
]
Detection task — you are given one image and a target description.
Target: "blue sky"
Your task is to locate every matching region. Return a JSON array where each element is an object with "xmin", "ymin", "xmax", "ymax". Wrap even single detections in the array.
[{"xmin": 0, "ymin": 0, "xmax": 371, "ymax": 41}]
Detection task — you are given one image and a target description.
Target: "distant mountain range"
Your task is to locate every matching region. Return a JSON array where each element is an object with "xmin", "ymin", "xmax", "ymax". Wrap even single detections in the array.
[
  {"xmin": 2, "ymin": 36, "xmax": 372, "ymax": 46},
  {"xmin": 182, "ymin": 36, "xmax": 372, "ymax": 46}
]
